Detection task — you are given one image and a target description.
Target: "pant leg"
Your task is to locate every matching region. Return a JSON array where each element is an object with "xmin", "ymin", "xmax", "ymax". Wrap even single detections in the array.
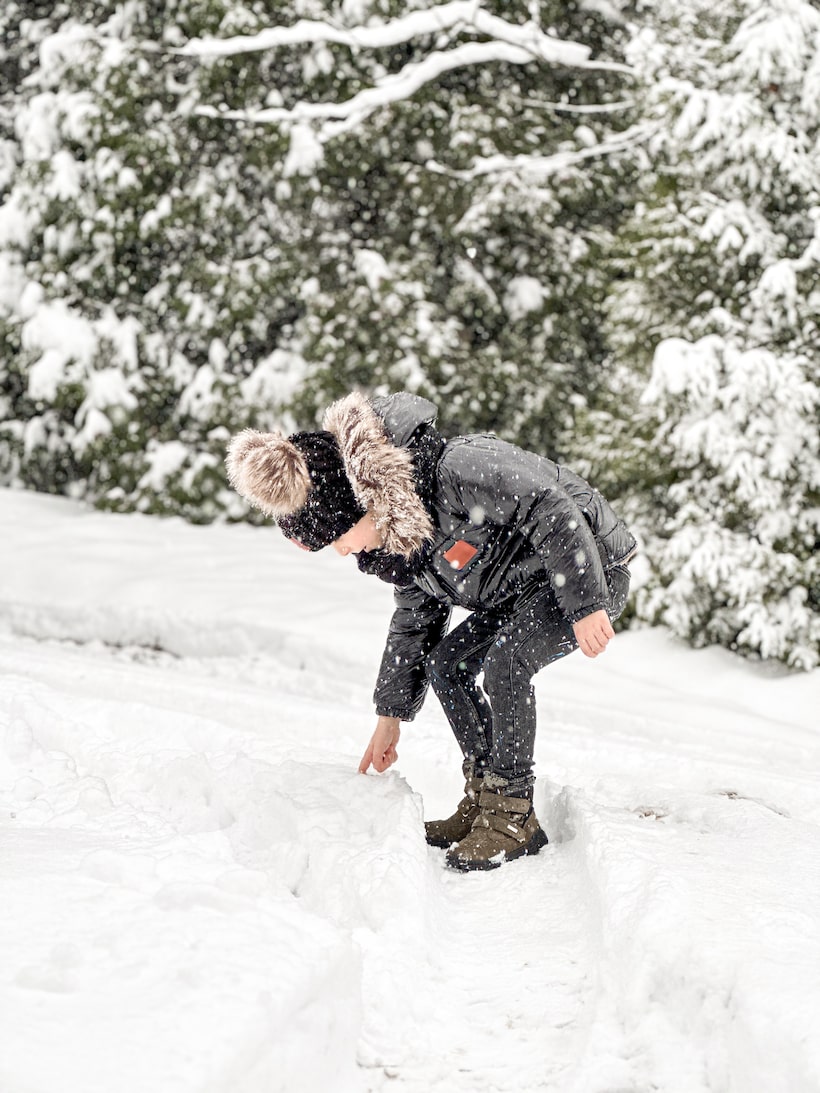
[
  {"xmin": 483, "ymin": 566, "xmax": 632, "ymax": 794},
  {"xmin": 427, "ymin": 567, "xmax": 632, "ymax": 791},
  {"xmin": 481, "ymin": 586, "xmax": 575, "ymax": 794},
  {"xmin": 425, "ymin": 611, "xmax": 502, "ymax": 771}
]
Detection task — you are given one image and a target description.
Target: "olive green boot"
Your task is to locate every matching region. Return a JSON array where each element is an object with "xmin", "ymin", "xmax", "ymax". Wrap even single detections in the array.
[
  {"xmin": 424, "ymin": 762, "xmax": 484, "ymax": 848},
  {"xmin": 445, "ymin": 780, "xmax": 548, "ymax": 872}
]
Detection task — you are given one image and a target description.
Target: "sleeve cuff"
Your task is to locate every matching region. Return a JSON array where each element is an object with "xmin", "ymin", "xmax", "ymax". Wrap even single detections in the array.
[
  {"xmin": 565, "ymin": 601, "xmax": 609, "ymax": 625},
  {"xmin": 375, "ymin": 707, "xmax": 415, "ymax": 722}
]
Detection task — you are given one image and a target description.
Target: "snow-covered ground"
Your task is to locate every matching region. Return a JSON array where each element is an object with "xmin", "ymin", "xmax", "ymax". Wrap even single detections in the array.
[{"xmin": 1, "ymin": 487, "xmax": 818, "ymax": 1093}]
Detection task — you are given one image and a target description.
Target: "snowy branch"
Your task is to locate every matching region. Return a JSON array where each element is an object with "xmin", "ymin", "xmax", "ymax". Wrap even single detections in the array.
[
  {"xmin": 183, "ymin": 2, "xmax": 632, "ymax": 170},
  {"xmin": 180, "ymin": 2, "xmax": 480, "ymax": 57},
  {"xmin": 518, "ymin": 97, "xmax": 637, "ymax": 114},
  {"xmin": 426, "ymin": 121, "xmax": 658, "ymax": 180},
  {"xmin": 179, "ymin": 2, "xmax": 630, "ymax": 76},
  {"xmin": 196, "ymin": 39, "xmax": 569, "ymax": 126}
]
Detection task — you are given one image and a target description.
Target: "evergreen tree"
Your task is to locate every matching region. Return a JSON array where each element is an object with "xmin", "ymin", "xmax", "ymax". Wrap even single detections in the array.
[
  {"xmin": 591, "ymin": 0, "xmax": 820, "ymax": 668},
  {"xmin": 1, "ymin": 1, "xmax": 311, "ymax": 519}
]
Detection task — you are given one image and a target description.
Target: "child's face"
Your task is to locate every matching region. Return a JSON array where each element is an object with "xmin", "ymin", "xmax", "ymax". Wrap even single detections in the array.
[{"xmin": 332, "ymin": 513, "xmax": 385, "ymax": 556}]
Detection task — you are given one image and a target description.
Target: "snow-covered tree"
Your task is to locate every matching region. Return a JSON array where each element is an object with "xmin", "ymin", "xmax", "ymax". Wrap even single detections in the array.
[
  {"xmin": 589, "ymin": 0, "xmax": 820, "ymax": 668},
  {"xmin": 642, "ymin": 337, "xmax": 818, "ymax": 668},
  {"xmin": 180, "ymin": 1, "xmax": 640, "ymax": 447},
  {"xmin": 0, "ymin": 1, "xmax": 291, "ymax": 519}
]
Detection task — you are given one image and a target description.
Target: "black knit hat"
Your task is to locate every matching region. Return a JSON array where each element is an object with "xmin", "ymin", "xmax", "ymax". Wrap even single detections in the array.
[
  {"xmin": 277, "ymin": 431, "xmax": 365, "ymax": 550},
  {"xmin": 225, "ymin": 427, "xmax": 365, "ymax": 551}
]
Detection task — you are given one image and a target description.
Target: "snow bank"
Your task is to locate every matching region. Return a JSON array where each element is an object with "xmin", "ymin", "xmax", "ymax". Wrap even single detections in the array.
[
  {"xmin": 549, "ymin": 784, "xmax": 820, "ymax": 1093},
  {"xmin": 0, "ymin": 669, "xmax": 434, "ymax": 1091}
]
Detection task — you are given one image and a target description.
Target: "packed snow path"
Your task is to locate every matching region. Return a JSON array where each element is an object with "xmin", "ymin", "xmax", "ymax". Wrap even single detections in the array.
[{"xmin": 2, "ymin": 491, "xmax": 819, "ymax": 1093}]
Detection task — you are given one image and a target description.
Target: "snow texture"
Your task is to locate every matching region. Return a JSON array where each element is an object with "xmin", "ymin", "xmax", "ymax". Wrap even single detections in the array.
[{"xmin": 1, "ymin": 489, "xmax": 819, "ymax": 1092}]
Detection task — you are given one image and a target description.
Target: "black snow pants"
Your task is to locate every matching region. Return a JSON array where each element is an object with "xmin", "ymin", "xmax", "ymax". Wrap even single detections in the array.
[{"xmin": 425, "ymin": 566, "xmax": 630, "ymax": 796}]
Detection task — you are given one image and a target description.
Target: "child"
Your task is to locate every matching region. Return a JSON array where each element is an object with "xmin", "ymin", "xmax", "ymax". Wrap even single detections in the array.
[{"xmin": 226, "ymin": 391, "xmax": 636, "ymax": 872}]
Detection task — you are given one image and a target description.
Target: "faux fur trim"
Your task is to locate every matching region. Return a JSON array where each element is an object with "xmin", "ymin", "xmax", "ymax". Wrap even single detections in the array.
[
  {"xmin": 225, "ymin": 429, "xmax": 311, "ymax": 517},
  {"xmin": 322, "ymin": 392, "xmax": 434, "ymax": 558}
]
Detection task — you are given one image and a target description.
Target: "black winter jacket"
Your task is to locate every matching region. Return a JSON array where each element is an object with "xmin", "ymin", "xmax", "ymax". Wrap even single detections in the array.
[{"xmin": 331, "ymin": 392, "xmax": 636, "ymax": 721}]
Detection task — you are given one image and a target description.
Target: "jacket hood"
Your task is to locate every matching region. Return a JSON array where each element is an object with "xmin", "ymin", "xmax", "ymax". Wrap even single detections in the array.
[
  {"xmin": 369, "ymin": 392, "xmax": 438, "ymax": 446},
  {"xmin": 322, "ymin": 392, "xmax": 437, "ymax": 558}
]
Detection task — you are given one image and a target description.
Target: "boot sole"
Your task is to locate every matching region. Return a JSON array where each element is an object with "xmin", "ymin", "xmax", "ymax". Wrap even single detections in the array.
[{"xmin": 445, "ymin": 826, "xmax": 549, "ymax": 872}]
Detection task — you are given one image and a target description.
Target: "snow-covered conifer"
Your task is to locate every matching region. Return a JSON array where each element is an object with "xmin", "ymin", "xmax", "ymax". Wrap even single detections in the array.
[{"xmin": 595, "ymin": 0, "xmax": 820, "ymax": 667}]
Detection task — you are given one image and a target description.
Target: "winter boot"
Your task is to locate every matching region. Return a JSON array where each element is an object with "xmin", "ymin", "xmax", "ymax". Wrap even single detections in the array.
[
  {"xmin": 445, "ymin": 778, "xmax": 548, "ymax": 872},
  {"xmin": 424, "ymin": 761, "xmax": 485, "ymax": 848}
]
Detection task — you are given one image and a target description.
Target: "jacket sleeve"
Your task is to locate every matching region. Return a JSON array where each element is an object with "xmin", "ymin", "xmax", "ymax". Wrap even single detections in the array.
[
  {"xmin": 440, "ymin": 438, "xmax": 610, "ymax": 623},
  {"xmin": 374, "ymin": 583, "xmax": 452, "ymax": 721},
  {"xmin": 519, "ymin": 489, "xmax": 610, "ymax": 622}
]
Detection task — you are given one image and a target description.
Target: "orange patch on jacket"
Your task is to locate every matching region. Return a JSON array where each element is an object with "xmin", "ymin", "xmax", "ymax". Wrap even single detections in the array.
[{"xmin": 443, "ymin": 540, "xmax": 478, "ymax": 569}]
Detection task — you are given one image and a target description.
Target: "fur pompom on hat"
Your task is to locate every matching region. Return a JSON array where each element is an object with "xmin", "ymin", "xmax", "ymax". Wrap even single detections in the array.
[
  {"xmin": 225, "ymin": 430, "xmax": 311, "ymax": 517},
  {"xmin": 226, "ymin": 428, "xmax": 365, "ymax": 551}
]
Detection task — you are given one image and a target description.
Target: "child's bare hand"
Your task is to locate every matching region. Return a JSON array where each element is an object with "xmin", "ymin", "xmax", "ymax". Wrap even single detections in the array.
[
  {"xmin": 359, "ymin": 716, "xmax": 401, "ymax": 773},
  {"xmin": 572, "ymin": 609, "xmax": 615, "ymax": 657}
]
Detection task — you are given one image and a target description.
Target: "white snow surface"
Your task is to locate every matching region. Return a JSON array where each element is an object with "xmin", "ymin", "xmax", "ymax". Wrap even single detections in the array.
[{"xmin": 1, "ymin": 488, "xmax": 818, "ymax": 1093}]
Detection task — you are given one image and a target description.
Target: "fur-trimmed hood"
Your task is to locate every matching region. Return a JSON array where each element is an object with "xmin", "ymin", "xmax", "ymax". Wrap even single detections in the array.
[{"xmin": 322, "ymin": 392, "xmax": 436, "ymax": 557}]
